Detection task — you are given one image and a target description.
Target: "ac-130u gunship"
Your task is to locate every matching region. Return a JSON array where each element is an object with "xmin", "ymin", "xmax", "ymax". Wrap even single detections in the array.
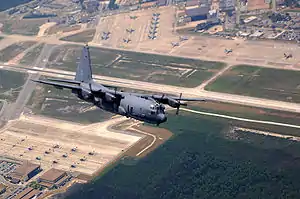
[{"xmin": 32, "ymin": 45, "xmax": 206, "ymax": 126}]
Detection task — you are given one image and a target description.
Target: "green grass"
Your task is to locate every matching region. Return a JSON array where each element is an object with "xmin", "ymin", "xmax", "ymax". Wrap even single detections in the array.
[
  {"xmin": 65, "ymin": 111, "xmax": 300, "ymax": 199},
  {"xmin": 60, "ymin": 29, "xmax": 96, "ymax": 43},
  {"xmin": 0, "ymin": 69, "xmax": 27, "ymax": 102},
  {"xmin": 27, "ymin": 83, "xmax": 115, "ymax": 124},
  {"xmin": 0, "ymin": 41, "xmax": 37, "ymax": 62},
  {"xmin": 1, "ymin": 19, "xmax": 44, "ymax": 36},
  {"xmin": 19, "ymin": 43, "xmax": 44, "ymax": 65},
  {"xmin": 205, "ymin": 65, "xmax": 300, "ymax": 103},
  {"xmin": 47, "ymin": 45, "xmax": 226, "ymax": 87},
  {"xmin": 190, "ymin": 101, "xmax": 300, "ymax": 127}
]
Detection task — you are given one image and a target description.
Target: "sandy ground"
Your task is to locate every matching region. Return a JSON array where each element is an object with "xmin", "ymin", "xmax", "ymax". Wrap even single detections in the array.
[
  {"xmin": 37, "ymin": 22, "xmax": 57, "ymax": 37},
  {"xmin": 90, "ymin": 6, "xmax": 300, "ymax": 68},
  {"xmin": 0, "ymin": 114, "xmax": 143, "ymax": 175},
  {"xmin": 93, "ymin": 6, "xmax": 176, "ymax": 50}
]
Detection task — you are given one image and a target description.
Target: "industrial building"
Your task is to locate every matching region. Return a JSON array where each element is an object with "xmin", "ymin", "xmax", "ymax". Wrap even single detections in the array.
[
  {"xmin": 195, "ymin": 18, "xmax": 221, "ymax": 30},
  {"xmin": 14, "ymin": 187, "xmax": 41, "ymax": 199},
  {"xmin": 9, "ymin": 162, "xmax": 40, "ymax": 184},
  {"xmin": 38, "ymin": 168, "xmax": 71, "ymax": 189},
  {"xmin": 186, "ymin": 0, "xmax": 199, "ymax": 7},
  {"xmin": 185, "ymin": 6, "xmax": 210, "ymax": 21},
  {"xmin": 219, "ymin": 0, "xmax": 235, "ymax": 11},
  {"xmin": 140, "ymin": 1, "xmax": 157, "ymax": 8},
  {"xmin": 158, "ymin": 0, "xmax": 167, "ymax": 6}
]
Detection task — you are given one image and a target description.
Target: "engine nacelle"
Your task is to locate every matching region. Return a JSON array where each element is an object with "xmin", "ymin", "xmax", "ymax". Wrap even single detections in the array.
[
  {"xmin": 79, "ymin": 89, "xmax": 93, "ymax": 100},
  {"xmin": 167, "ymin": 98, "xmax": 179, "ymax": 108},
  {"xmin": 104, "ymin": 93, "xmax": 116, "ymax": 102}
]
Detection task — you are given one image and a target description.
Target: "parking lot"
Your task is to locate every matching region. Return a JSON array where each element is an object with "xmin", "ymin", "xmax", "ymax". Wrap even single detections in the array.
[{"xmin": 0, "ymin": 115, "xmax": 142, "ymax": 176}]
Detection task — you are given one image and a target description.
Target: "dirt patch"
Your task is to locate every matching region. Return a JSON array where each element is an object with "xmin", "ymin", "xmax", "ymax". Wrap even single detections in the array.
[
  {"xmin": 76, "ymin": 173, "xmax": 93, "ymax": 182},
  {"xmin": 46, "ymin": 25, "xmax": 81, "ymax": 35}
]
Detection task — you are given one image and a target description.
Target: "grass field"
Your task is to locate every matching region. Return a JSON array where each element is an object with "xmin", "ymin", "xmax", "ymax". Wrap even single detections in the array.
[
  {"xmin": 60, "ymin": 29, "xmax": 96, "ymax": 43},
  {"xmin": 47, "ymin": 45, "xmax": 226, "ymax": 87},
  {"xmin": 1, "ymin": 19, "xmax": 45, "ymax": 36},
  {"xmin": 0, "ymin": 69, "xmax": 27, "ymax": 102},
  {"xmin": 205, "ymin": 65, "xmax": 300, "ymax": 103},
  {"xmin": 19, "ymin": 43, "xmax": 44, "ymax": 65},
  {"xmin": 64, "ymin": 110, "xmax": 300, "ymax": 199},
  {"xmin": 27, "ymin": 83, "xmax": 115, "ymax": 124},
  {"xmin": 0, "ymin": 41, "xmax": 37, "ymax": 62},
  {"xmin": 190, "ymin": 101, "xmax": 300, "ymax": 127}
]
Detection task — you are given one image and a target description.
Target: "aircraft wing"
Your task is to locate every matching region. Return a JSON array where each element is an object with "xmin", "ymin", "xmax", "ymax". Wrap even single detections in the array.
[
  {"xmin": 31, "ymin": 79, "xmax": 82, "ymax": 90},
  {"xmin": 135, "ymin": 93, "xmax": 206, "ymax": 105},
  {"xmin": 151, "ymin": 94, "xmax": 206, "ymax": 102},
  {"xmin": 46, "ymin": 78, "xmax": 117, "ymax": 89}
]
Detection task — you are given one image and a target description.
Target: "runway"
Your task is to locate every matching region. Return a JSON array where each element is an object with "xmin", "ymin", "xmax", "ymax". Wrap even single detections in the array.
[{"xmin": 1, "ymin": 63, "xmax": 300, "ymax": 114}]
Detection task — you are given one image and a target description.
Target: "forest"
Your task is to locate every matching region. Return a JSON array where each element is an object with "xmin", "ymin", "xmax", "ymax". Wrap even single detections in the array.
[{"xmin": 65, "ymin": 112, "xmax": 300, "ymax": 199}]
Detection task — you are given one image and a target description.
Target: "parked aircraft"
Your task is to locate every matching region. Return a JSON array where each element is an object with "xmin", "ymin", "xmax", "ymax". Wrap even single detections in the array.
[
  {"xmin": 126, "ymin": 28, "xmax": 135, "ymax": 33},
  {"xmin": 32, "ymin": 45, "xmax": 205, "ymax": 125},
  {"xmin": 179, "ymin": 36, "xmax": 188, "ymax": 41},
  {"xmin": 284, "ymin": 53, "xmax": 292, "ymax": 59},
  {"xmin": 150, "ymin": 24, "xmax": 158, "ymax": 29},
  {"xmin": 101, "ymin": 31, "xmax": 110, "ymax": 40},
  {"xmin": 171, "ymin": 42, "xmax": 180, "ymax": 47},
  {"xmin": 123, "ymin": 38, "xmax": 131, "ymax": 43},
  {"xmin": 101, "ymin": 34, "xmax": 109, "ymax": 40},
  {"xmin": 224, "ymin": 48, "xmax": 232, "ymax": 54},
  {"xmin": 130, "ymin": 15, "xmax": 138, "ymax": 19},
  {"xmin": 148, "ymin": 34, "xmax": 157, "ymax": 39},
  {"xmin": 152, "ymin": 16, "xmax": 159, "ymax": 21},
  {"xmin": 149, "ymin": 29, "xmax": 157, "ymax": 34},
  {"xmin": 151, "ymin": 20, "xmax": 159, "ymax": 25},
  {"xmin": 102, "ymin": 31, "xmax": 111, "ymax": 35}
]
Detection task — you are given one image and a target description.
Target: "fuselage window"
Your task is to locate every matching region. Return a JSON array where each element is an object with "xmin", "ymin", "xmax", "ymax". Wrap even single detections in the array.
[{"xmin": 151, "ymin": 111, "xmax": 155, "ymax": 115}]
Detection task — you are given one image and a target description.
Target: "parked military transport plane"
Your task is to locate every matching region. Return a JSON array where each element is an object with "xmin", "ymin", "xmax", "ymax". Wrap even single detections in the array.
[{"xmin": 32, "ymin": 45, "xmax": 205, "ymax": 125}]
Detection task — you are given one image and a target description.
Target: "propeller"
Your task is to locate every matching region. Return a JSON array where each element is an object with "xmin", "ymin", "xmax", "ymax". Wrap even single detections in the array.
[{"xmin": 176, "ymin": 93, "xmax": 182, "ymax": 115}]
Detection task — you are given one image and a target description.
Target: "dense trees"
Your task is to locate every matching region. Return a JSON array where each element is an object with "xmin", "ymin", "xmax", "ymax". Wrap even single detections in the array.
[{"xmin": 66, "ymin": 114, "xmax": 300, "ymax": 199}]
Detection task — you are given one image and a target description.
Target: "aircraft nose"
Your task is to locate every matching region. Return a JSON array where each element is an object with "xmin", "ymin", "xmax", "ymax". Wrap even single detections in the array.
[{"xmin": 157, "ymin": 114, "xmax": 167, "ymax": 123}]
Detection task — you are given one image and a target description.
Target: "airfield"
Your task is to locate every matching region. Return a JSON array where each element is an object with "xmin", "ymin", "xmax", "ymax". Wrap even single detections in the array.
[{"xmin": 0, "ymin": 5, "xmax": 300, "ymax": 196}]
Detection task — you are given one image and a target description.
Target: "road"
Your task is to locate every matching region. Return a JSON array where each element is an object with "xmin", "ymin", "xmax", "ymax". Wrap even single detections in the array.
[
  {"xmin": 1, "ymin": 63, "xmax": 300, "ymax": 114},
  {"xmin": 0, "ymin": 44, "xmax": 57, "ymax": 121}
]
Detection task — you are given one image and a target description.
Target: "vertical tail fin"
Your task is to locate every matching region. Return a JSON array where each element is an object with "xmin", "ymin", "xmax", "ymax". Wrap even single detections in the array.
[{"xmin": 75, "ymin": 44, "xmax": 92, "ymax": 83}]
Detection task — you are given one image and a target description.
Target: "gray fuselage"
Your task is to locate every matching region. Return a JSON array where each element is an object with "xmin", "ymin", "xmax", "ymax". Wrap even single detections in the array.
[{"xmin": 74, "ymin": 82, "xmax": 167, "ymax": 125}]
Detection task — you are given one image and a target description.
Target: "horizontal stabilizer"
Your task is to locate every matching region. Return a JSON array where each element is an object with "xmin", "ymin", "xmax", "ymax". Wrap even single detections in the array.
[{"xmin": 31, "ymin": 79, "xmax": 82, "ymax": 90}]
